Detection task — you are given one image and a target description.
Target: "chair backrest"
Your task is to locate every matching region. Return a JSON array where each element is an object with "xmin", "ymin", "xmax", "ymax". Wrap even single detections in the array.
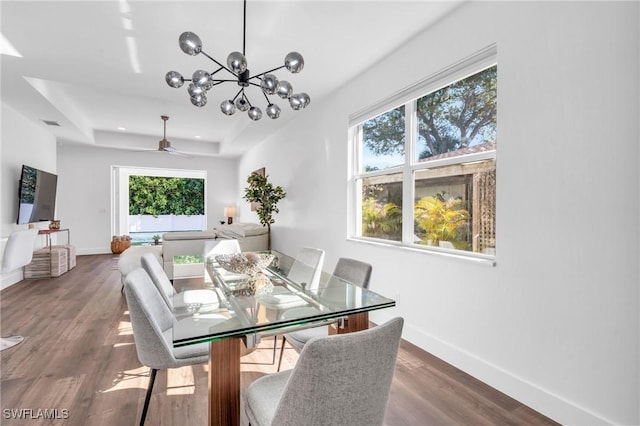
[
  {"xmin": 273, "ymin": 317, "xmax": 404, "ymax": 426},
  {"xmin": 204, "ymin": 239, "xmax": 241, "ymax": 257},
  {"xmin": 123, "ymin": 268, "xmax": 179, "ymax": 369},
  {"xmin": 287, "ymin": 247, "xmax": 325, "ymax": 291},
  {"xmin": 1, "ymin": 228, "xmax": 39, "ymax": 274},
  {"xmin": 141, "ymin": 252, "xmax": 175, "ymax": 309},
  {"xmin": 333, "ymin": 258, "xmax": 372, "ymax": 289}
]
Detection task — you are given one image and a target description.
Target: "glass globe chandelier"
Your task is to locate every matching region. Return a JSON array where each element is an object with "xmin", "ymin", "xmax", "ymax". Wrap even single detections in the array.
[{"xmin": 165, "ymin": 0, "xmax": 310, "ymax": 121}]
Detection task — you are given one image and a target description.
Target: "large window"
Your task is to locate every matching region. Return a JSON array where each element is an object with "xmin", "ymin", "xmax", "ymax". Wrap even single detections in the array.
[
  {"xmin": 351, "ymin": 49, "xmax": 497, "ymax": 259},
  {"xmin": 111, "ymin": 166, "xmax": 207, "ymax": 244}
]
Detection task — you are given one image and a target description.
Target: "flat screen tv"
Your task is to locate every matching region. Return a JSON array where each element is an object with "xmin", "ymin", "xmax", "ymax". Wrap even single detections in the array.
[{"xmin": 16, "ymin": 165, "xmax": 58, "ymax": 225}]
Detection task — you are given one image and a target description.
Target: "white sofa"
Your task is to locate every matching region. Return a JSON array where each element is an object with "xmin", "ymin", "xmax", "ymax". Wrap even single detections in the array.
[{"xmin": 117, "ymin": 223, "xmax": 268, "ymax": 281}]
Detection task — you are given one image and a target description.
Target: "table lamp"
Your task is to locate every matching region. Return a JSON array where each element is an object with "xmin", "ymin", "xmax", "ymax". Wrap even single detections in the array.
[{"xmin": 224, "ymin": 206, "xmax": 237, "ymax": 225}]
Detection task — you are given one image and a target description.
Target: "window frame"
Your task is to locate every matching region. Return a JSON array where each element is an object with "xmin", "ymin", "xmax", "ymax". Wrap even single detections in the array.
[{"xmin": 348, "ymin": 45, "xmax": 497, "ymax": 265}]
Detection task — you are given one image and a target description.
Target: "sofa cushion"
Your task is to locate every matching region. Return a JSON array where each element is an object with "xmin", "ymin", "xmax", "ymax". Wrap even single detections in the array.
[
  {"xmin": 163, "ymin": 230, "xmax": 217, "ymax": 241},
  {"xmin": 216, "ymin": 223, "xmax": 267, "ymax": 240}
]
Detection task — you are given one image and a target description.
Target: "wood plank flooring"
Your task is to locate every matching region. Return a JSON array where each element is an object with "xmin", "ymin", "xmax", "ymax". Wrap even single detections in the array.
[{"xmin": 1, "ymin": 254, "xmax": 558, "ymax": 425}]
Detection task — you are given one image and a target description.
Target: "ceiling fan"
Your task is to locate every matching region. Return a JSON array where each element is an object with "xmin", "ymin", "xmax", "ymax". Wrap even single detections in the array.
[{"xmin": 155, "ymin": 115, "xmax": 192, "ymax": 158}]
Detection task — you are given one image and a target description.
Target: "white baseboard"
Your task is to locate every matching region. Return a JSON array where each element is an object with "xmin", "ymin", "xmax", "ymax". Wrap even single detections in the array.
[
  {"xmin": 76, "ymin": 247, "xmax": 113, "ymax": 256},
  {"xmin": 370, "ymin": 311, "xmax": 611, "ymax": 425}
]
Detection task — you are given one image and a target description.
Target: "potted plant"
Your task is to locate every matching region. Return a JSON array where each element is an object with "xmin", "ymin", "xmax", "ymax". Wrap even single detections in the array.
[
  {"xmin": 243, "ymin": 172, "xmax": 286, "ymax": 250},
  {"xmin": 152, "ymin": 235, "xmax": 161, "ymax": 245}
]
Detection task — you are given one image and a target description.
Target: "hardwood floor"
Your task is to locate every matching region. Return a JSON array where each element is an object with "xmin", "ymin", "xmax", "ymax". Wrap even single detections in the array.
[{"xmin": 1, "ymin": 254, "xmax": 557, "ymax": 425}]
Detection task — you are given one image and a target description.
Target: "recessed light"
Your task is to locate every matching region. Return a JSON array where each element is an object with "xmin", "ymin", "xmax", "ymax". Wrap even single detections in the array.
[
  {"xmin": 117, "ymin": 127, "xmax": 126, "ymax": 131},
  {"xmin": 194, "ymin": 135, "xmax": 201, "ymax": 139}
]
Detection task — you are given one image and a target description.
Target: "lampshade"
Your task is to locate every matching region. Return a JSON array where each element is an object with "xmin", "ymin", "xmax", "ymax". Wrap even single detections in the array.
[{"xmin": 224, "ymin": 207, "xmax": 238, "ymax": 218}]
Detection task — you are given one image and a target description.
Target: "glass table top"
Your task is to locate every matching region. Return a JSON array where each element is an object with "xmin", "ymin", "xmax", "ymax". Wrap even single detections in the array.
[{"xmin": 171, "ymin": 250, "xmax": 395, "ymax": 347}]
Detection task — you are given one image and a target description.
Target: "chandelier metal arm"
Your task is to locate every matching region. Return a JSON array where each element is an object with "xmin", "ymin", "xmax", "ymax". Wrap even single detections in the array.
[
  {"xmin": 210, "ymin": 66, "xmax": 225, "ymax": 76},
  {"xmin": 211, "ymin": 79, "xmax": 241, "ymax": 84},
  {"xmin": 201, "ymin": 50, "xmax": 237, "ymax": 77},
  {"xmin": 251, "ymin": 65, "xmax": 287, "ymax": 80},
  {"xmin": 261, "ymin": 90, "xmax": 272, "ymax": 104},
  {"xmin": 232, "ymin": 88, "xmax": 244, "ymax": 102}
]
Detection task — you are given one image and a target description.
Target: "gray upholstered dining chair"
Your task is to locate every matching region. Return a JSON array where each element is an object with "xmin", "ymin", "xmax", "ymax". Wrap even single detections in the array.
[
  {"xmin": 244, "ymin": 317, "xmax": 404, "ymax": 426},
  {"xmin": 266, "ymin": 247, "xmax": 325, "ymax": 362},
  {"xmin": 276, "ymin": 257, "xmax": 372, "ymax": 371},
  {"xmin": 140, "ymin": 252, "xmax": 219, "ymax": 310},
  {"xmin": 285, "ymin": 246, "xmax": 325, "ymax": 291},
  {"xmin": 123, "ymin": 268, "xmax": 209, "ymax": 426}
]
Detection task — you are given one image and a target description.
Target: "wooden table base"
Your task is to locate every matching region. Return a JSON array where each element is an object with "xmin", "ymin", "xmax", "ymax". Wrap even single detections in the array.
[
  {"xmin": 329, "ymin": 312, "xmax": 369, "ymax": 335},
  {"xmin": 209, "ymin": 338, "xmax": 241, "ymax": 426}
]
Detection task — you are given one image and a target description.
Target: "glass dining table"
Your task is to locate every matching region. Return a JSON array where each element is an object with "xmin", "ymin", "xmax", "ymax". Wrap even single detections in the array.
[{"xmin": 171, "ymin": 249, "xmax": 396, "ymax": 426}]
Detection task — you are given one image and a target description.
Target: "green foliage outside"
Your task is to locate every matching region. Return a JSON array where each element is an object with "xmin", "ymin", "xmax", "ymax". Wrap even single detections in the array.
[
  {"xmin": 361, "ymin": 197, "xmax": 402, "ymax": 240},
  {"xmin": 414, "ymin": 193, "xmax": 470, "ymax": 249},
  {"xmin": 129, "ymin": 176, "xmax": 204, "ymax": 216},
  {"xmin": 362, "ymin": 65, "xmax": 497, "ymax": 160},
  {"xmin": 360, "ymin": 66, "xmax": 496, "ymax": 249},
  {"xmin": 361, "ymin": 192, "xmax": 470, "ymax": 249},
  {"xmin": 416, "ymin": 66, "xmax": 497, "ymax": 159},
  {"xmin": 362, "ymin": 106, "xmax": 405, "ymax": 158}
]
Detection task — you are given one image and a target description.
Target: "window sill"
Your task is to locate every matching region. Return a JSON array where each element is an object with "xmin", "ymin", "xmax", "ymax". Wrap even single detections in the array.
[{"xmin": 346, "ymin": 237, "xmax": 496, "ymax": 267}]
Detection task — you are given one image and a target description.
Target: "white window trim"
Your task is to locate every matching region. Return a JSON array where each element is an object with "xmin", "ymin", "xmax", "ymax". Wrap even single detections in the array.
[
  {"xmin": 347, "ymin": 44, "xmax": 498, "ymax": 265},
  {"xmin": 349, "ymin": 43, "xmax": 498, "ymax": 127}
]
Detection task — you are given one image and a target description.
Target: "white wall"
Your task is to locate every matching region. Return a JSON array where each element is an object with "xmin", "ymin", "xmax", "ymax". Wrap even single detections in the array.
[
  {"xmin": 1, "ymin": 103, "xmax": 58, "ymax": 288},
  {"xmin": 56, "ymin": 144, "xmax": 238, "ymax": 254},
  {"xmin": 238, "ymin": 2, "xmax": 639, "ymax": 424}
]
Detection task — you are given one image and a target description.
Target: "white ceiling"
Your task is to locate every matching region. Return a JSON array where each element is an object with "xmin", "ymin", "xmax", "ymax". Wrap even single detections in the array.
[{"xmin": 1, "ymin": 0, "xmax": 461, "ymax": 158}]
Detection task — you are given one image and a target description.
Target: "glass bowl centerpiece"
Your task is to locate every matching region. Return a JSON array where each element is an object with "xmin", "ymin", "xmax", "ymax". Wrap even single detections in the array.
[{"xmin": 214, "ymin": 252, "xmax": 275, "ymax": 295}]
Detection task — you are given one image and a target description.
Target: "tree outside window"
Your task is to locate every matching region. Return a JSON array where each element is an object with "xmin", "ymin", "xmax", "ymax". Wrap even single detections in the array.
[{"xmin": 355, "ymin": 64, "xmax": 497, "ymax": 255}]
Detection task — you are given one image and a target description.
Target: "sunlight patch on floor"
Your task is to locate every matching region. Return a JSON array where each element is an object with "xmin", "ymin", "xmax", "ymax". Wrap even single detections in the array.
[
  {"xmin": 117, "ymin": 320, "xmax": 133, "ymax": 336},
  {"xmin": 167, "ymin": 366, "xmax": 195, "ymax": 395},
  {"xmin": 101, "ymin": 366, "xmax": 149, "ymax": 393}
]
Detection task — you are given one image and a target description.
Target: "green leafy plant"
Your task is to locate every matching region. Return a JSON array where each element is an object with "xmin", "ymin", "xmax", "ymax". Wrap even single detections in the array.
[
  {"xmin": 414, "ymin": 193, "xmax": 470, "ymax": 248},
  {"xmin": 129, "ymin": 176, "xmax": 204, "ymax": 216},
  {"xmin": 152, "ymin": 234, "xmax": 161, "ymax": 244},
  {"xmin": 243, "ymin": 173, "xmax": 286, "ymax": 250},
  {"xmin": 361, "ymin": 197, "xmax": 402, "ymax": 241}
]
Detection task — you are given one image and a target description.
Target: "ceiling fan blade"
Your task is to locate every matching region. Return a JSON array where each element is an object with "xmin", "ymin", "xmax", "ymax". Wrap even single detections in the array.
[{"xmin": 164, "ymin": 146, "xmax": 193, "ymax": 158}]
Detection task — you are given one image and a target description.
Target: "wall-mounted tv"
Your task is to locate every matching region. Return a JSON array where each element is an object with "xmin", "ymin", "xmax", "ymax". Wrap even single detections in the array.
[{"xmin": 16, "ymin": 165, "xmax": 58, "ymax": 225}]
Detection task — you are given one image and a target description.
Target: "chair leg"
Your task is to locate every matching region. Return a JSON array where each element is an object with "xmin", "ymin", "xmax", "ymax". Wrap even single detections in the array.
[
  {"xmin": 277, "ymin": 336, "xmax": 287, "ymax": 372},
  {"xmin": 140, "ymin": 368, "xmax": 157, "ymax": 426},
  {"xmin": 271, "ymin": 336, "xmax": 278, "ymax": 364}
]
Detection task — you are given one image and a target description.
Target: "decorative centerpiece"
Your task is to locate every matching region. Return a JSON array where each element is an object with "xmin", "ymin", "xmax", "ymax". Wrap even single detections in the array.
[{"xmin": 215, "ymin": 252, "xmax": 275, "ymax": 296}]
